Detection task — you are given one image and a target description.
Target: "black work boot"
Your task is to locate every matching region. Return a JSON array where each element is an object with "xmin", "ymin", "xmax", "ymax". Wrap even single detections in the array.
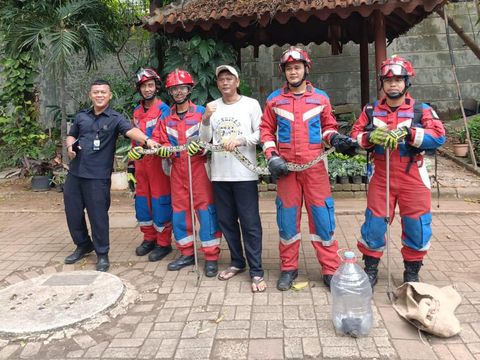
[
  {"xmin": 322, "ymin": 274, "xmax": 333, "ymax": 290},
  {"xmin": 363, "ymin": 255, "xmax": 380, "ymax": 288},
  {"xmin": 204, "ymin": 260, "xmax": 218, "ymax": 277},
  {"xmin": 276, "ymin": 270, "xmax": 298, "ymax": 291},
  {"xmin": 135, "ymin": 240, "xmax": 156, "ymax": 256},
  {"xmin": 403, "ymin": 261, "xmax": 423, "ymax": 283},
  {"xmin": 96, "ymin": 254, "xmax": 110, "ymax": 272},
  {"xmin": 148, "ymin": 245, "xmax": 172, "ymax": 262},
  {"xmin": 167, "ymin": 255, "xmax": 195, "ymax": 271},
  {"xmin": 64, "ymin": 243, "xmax": 94, "ymax": 264}
]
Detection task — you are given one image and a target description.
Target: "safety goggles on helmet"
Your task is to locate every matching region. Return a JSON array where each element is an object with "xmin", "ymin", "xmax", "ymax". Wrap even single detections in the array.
[
  {"xmin": 281, "ymin": 49, "xmax": 305, "ymax": 64},
  {"xmin": 380, "ymin": 63, "xmax": 409, "ymax": 78},
  {"xmin": 380, "ymin": 56, "xmax": 415, "ymax": 79},
  {"xmin": 280, "ymin": 47, "xmax": 311, "ymax": 68},
  {"xmin": 135, "ymin": 68, "xmax": 161, "ymax": 86}
]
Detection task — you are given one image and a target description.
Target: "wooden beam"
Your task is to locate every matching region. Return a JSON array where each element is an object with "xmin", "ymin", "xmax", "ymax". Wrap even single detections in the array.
[
  {"xmin": 360, "ymin": 18, "xmax": 370, "ymax": 107},
  {"xmin": 374, "ymin": 10, "xmax": 387, "ymax": 99},
  {"xmin": 436, "ymin": 7, "xmax": 480, "ymax": 61}
]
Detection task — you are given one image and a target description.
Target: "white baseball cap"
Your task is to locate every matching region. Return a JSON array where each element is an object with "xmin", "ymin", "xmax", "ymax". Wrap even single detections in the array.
[{"xmin": 215, "ymin": 65, "xmax": 239, "ymax": 79}]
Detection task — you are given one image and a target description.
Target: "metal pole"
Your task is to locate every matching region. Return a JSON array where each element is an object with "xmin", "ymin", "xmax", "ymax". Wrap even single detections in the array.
[
  {"xmin": 442, "ymin": 6, "xmax": 478, "ymax": 169},
  {"xmin": 187, "ymin": 154, "xmax": 201, "ymax": 285},
  {"xmin": 385, "ymin": 147, "xmax": 394, "ymax": 301}
]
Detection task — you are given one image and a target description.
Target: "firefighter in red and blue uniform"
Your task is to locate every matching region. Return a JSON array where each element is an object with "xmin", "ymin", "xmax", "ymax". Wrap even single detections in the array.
[
  {"xmin": 154, "ymin": 69, "xmax": 221, "ymax": 277},
  {"xmin": 260, "ymin": 47, "xmax": 354, "ymax": 291},
  {"xmin": 351, "ymin": 55, "xmax": 446, "ymax": 286},
  {"xmin": 128, "ymin": 68, "xmax": 173, "ymax": 262}
]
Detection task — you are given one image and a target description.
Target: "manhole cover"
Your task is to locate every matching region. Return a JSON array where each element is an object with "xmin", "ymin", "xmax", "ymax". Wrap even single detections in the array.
[{"xmin": 0, "ymin": 271, "xmax": 124, "ymax": 335}]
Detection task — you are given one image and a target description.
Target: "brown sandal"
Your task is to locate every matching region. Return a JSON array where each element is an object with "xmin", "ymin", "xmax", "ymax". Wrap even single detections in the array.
[
  {"xmin": 217, "ymin": 266, "xmax": 246, "ymax": 281},
  {"xmin": 251, "ymin": 276, "xmax": 267, "ymax": 293}
]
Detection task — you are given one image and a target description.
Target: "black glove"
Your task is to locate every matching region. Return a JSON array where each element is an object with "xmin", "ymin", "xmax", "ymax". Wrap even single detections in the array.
[
  {"xmin": 268, "ymin": 152, "xmax": 289, "ymax": 180},
  {"xmin": 330, "ymin": 133, "xmax": 355, "ymax": 154},
  {"xmin": 127, "ymin": 163, "xmax": 136, "ymax": 193}
]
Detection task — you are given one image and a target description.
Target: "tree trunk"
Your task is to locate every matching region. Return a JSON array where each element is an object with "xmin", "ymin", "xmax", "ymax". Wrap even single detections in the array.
[
  {"xmin": 59, "ymin": 63, "xmax": 68, "ymax": 165},
  {"xmin": 436, "ymin": 8, "xmax": 480, "ymax": 61}
]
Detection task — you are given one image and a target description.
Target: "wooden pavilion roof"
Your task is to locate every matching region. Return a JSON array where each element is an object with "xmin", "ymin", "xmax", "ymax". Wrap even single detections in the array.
[{"xmin": 147, "ymin": 0, "xmax": 446, "ymax": 49}]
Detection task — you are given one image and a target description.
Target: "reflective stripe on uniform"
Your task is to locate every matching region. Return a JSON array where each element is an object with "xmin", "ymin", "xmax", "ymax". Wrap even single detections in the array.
[
  {"xmin": 280, "ymin": 232, "xmax": 301, "ymax": 246},
  {"xmin": 310, "ymin": 234, "xmax": 336, "ymax": 246},
  {"xmin": 302, "ymin": 106, "xmax": 325, "ymax": 122},
  {"xmin": 273, "ymin": 107, "xmax": 294, "ymax": 121},
  {"xmin": 412, "ymin": 128, "xmax": 424, "ymax": 147}
]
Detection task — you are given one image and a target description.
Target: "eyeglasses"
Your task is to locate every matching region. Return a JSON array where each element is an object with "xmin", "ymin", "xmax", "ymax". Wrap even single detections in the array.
[
  {"xmin": 168, "ymin": 85, "xmax": 190, "ymax": 94},
  {"xmin": 380, "ymin": 63, "xmax": 408, "ymax": 77},
  {"xmin": 280, "ymin": 49, "xmax": 307, "ymax": 64}
]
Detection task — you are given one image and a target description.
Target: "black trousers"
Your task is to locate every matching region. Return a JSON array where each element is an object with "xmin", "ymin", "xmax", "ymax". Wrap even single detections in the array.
[
  {"xmin": 64, "ymin": 173, "xmax": 111, "ymax": 255},
  {"xmin": 213, "ymin": 181, "xmax": 263, "ymax": 278}
]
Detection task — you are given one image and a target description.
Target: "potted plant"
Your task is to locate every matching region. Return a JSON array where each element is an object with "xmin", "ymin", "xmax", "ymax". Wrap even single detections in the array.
[
  {"xmin": 451, "ymin": 127, "xmax": 469, "ymax": 157},
  {"xmin": 50, "ymin": 169, "xmax": 68, "ymax": 192},
  {"xmin": 336, "ymin": 163, "xmax": 349, "ymax": 184},
  {"xmin": 111, "ymin": 140, "xmax": 130, "ymax": 190},
  {"xmin": 21, "ymin": 157, "xmax": 54, "ymax": 191},
  {"xmin": 347, "ymin": 159, "xmax": 364, "ymax": 184},
  {"xmin": 327, "ymin": 154, "xmax": 339, "ymax": 187}
]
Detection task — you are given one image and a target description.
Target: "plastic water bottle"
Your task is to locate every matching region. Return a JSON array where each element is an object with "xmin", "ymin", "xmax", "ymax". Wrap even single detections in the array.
[{"xmin": 331, "ymin": 251, "xmax": 373, "ymax": 337}]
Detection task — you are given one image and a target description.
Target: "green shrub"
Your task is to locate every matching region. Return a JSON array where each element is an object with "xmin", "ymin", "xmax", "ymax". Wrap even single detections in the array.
[
  {"xmin": 467, "ymin": 115, "xmax": 480, "ymax": 163},
  {"xmin": 0, "ymin": 54, "xmax": 53, "ymax": 170}
]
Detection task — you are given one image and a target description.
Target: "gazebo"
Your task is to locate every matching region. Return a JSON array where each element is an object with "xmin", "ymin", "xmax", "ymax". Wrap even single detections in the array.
[{"xmin": 147, "ymin": 0, "xmax": 447, "ymax": 106}]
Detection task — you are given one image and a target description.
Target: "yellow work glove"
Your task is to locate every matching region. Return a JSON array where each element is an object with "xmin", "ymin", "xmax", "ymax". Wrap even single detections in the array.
[
  {"xmin": 156, "ymin": 146, "xmax": 172, "ymax": 158},
  {"xmin": 187, "ymin": 140, "xmax": 201, "ymax": 156},
  {"xmin": 367, "ymin": 127, "xmax": 389, "ymax": 146},
  {"xmin": 127, "ymin": 146, "xmax": 144, "ymax": 161},
  {"xmin": 385, "ymin": 127, "xmax": 410, "ymax": 150}
]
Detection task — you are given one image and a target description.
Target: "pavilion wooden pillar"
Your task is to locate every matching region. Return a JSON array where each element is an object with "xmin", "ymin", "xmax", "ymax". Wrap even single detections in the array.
[
  {"xmin": 360, "ymin": 18, "xmax": 370, "ymax": 108},
  {"xmin": 374, "ymin": 10, "xmax": 387, "ymax": 99}
]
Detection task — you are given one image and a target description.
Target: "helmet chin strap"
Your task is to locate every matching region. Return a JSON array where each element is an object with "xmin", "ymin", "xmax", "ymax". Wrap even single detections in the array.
[
  {"xmin": 172, "ymin": 91, "xmax": 192, "ymax": 105},
  {"xmin": 287, "ymin": 73, "xmax": 307, "ymax": 89},
  {"xmin": 382, "ymin": 76, "xmax": 410, "ymax": 100},
  {"xmin": 142, "ymin": 93, "xmax": 156, "ymax": 101}
]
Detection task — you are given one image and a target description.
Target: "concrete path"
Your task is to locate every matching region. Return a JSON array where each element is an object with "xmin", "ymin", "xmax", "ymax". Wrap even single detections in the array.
[{"xmin": 0, "ymin": 188, "xmax": 480, "ymax": 359}]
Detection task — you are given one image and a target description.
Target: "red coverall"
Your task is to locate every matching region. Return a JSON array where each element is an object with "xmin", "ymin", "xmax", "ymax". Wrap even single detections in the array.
[
  {"xmin": 154, "ymin": 101, "xmax": 221, "ymax": 261},
  {"xmin": 132, "ymin": 98, "xmax": 172, "ymax": 247},
  {"xmin": 260, "ymin": 83, "xmax": 340, "ymax": 275},
  {"xmin": 351, "ymin": 95, "xmax": 445, "ymax": 261}
]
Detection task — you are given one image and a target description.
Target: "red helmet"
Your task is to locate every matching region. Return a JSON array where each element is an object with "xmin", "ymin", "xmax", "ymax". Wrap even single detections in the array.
[
  {"xmin": 165, "ymin": 69, "xmax": 195, "ymax": 89},
  {"xmin": 135, "ymin": 68, "xmax": 161, "ymax": 88},
  {"xmin": 380, "ymin": 55, "xmax": 415, "ymax": 79},
  {"xmin": 279, "ymin": 46, "xmax": 312, "ymax": 72}
]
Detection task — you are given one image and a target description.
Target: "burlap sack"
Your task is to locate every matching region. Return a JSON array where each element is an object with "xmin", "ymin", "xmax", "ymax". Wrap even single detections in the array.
[{"xmin": 393, "ymin": 282, "xmax": 461, "ymax": 337}]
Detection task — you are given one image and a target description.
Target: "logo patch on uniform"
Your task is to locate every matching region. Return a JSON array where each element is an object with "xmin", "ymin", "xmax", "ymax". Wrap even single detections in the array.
[
  {"xmin": 398, "ymin": 112, "xmax": 414, "ymax": 118},
  {"xmin": 276, "ymin": 99, "xmax": 290, "ymax": 105},
  {"xmin": 305, "ymin": 98, "xmax": 321, "ymax": 105}
]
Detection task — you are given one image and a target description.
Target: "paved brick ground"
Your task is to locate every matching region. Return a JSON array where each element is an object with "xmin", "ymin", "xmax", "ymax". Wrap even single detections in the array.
[{"xmin": 0, "ymin": 192, "xmax": 480, "ymax": 359}]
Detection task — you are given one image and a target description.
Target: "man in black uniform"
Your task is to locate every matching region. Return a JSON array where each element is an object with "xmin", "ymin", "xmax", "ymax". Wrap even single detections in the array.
[{"xmin": 64, "ymin": 79, "xmax": 158, "ymax": 271}]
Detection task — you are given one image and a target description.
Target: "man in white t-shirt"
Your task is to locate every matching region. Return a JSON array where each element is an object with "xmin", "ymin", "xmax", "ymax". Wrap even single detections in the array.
[{"xmin": 199, "ymin": 65, "xmax": 266, "ymax": 292}]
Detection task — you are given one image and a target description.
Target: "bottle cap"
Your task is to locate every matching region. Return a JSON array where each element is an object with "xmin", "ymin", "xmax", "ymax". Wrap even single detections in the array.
[{"xmin": 344, "ymin": 251, "xmax": 355, "ymax": 259}]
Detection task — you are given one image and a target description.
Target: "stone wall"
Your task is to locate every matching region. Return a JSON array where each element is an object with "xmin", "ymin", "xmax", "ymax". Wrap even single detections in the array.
[
  {"xmin": 37, "ymin": 39, "xmax": 147, "ymax": 127},
  {"xmin": 240, "ymin": 2, "xmax": 480, "ymax": 118},
  {"xmin": 36, "ymin": 2, "xmax": 479, "ymax": 125}
]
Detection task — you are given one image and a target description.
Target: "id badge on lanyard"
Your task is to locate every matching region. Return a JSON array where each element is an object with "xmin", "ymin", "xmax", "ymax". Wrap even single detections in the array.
[
  {"xmin": 92, "ymin": 116, "xmax": 102, "ymax": 151},
  {"xmin": 93, "ymin": 134, "xmax": 100, "ymax": 151}
]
